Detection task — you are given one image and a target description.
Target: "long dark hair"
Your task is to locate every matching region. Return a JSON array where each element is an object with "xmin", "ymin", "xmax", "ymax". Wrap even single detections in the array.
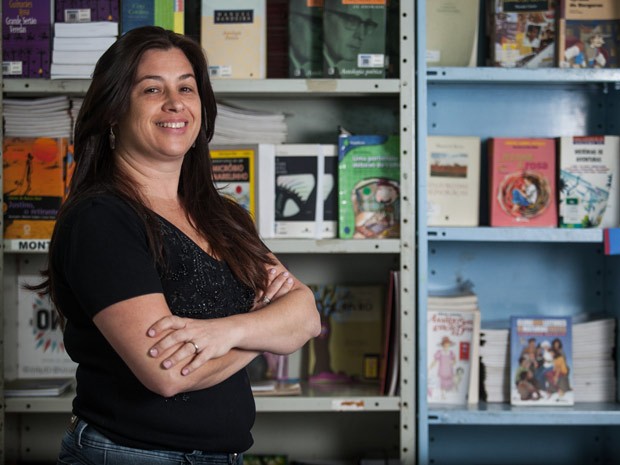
[{"xmin": 37, "ymin": 26, "xmax": 274, "ymax": 315}]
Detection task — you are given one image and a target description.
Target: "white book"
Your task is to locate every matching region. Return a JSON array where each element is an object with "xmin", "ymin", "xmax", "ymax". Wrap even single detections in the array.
[
  {"xmin": 54, "ymin": 21, "xmax": 119, "ymax": 38},
  {"xmin": 51, "ymin": 63, "xmax": 96, "ymax": 78},
  {"xmin": 53, "ymin": 36, "xmax": 117, "ymax": 51},
  {"xmin": 53, "ymin": 50, "xmax": 106, "ymax": 65}
]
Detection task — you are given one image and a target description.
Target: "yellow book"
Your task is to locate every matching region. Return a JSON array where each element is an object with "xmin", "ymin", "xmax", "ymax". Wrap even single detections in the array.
[{"xmin": 210, "ymin": 146, "xmax": 257, "ymax": 220}]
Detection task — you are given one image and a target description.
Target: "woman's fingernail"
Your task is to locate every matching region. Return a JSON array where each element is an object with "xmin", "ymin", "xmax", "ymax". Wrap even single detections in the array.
[
  {"xmin": 269, "ymin": 268, "xmax": 277, "ymax": 274},
  {"xmin": 163, "ymin": 360, "xmax": 172, "ymax": 369},
  {"xmin": 149, "ymin": 348, "xmax": 158, "ymax": 357},
  {"xmin": 287, "ymin": 278, "xmax": 293, "ymax": 284},
  {"xmin": 148, "ymin": 329, "xmax": 156, "ymax": 337},
  {"xmin": 181, "ymin": 368, "xmax": 189, "ymax": 376},
  {"xmin": 283, "ymin": 271, "xmax": 289, "ymax": 277}
]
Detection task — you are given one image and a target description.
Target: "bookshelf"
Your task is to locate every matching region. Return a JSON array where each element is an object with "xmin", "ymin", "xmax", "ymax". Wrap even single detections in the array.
[
  {"xmin": 416, "ymin": 1, "xmax": 620, "ymax": 464},
  {"xmin": 0, "ymin": 2, "xmax": 416, "ymax": 464}
]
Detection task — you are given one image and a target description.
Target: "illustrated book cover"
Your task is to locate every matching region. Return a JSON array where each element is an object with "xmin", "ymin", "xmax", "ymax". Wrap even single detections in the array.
[
  {"xmin": 510, "ymin": 316, "xmax": 573, "ymax": 406},
  {"xmin": 55, "ymin": 0, "xmax": 120, "ymax": 22},
  {"xmin": 201, "ymin": 0, "xmax": 266, "ymax": 79},
  {"xmin": 3, "ymin": 137, "xmax": 67, "ymax": 240},
  {"xmin": 338, "ymin": 134, "xmax": 400, "ymax": 239},
  {"xmin": 426, "ymin": 0, "xmax": 479, "ymax": 67},
  {"xmin": 2, "ymin": 0, "xmax": 52, "ymax": 78},
  {"xmin": 427, "ymin": 135, "xmax": 481, "ymax": 227},
  {"xmin": 487, "ymin": 0, "xmax": 556, "ymax": 68},
  {"xmin": 488, "ymin": 137, "xmax": 557, "ymax": 227},
  {"xmin": 258, "ymin": 144, "xmax": 338, "ymax": 239},
  {"xmin": 322, "ymin": 0, "xmax": 387, "ymax": 78},
  {"xmin": 308, "ymin": 284, "xmax": 385, "ymax": 384},
  {"xmin": 558, "ymin": 0, "xmax": 620, "ymax": 69},
  {"xmin": 427, "ymin": 308, "xmax": 480, "ymax": 405},
  {"xmin": 121, "ymin": 0, "xmax": 185, "ymax": 34},
  {"xmin": 559, "ymin": 135, "xmax": 620, "ymax": 228},
  {"xmin": 288, "ymin": 0, "xmax": 324, "ymax": 78}
]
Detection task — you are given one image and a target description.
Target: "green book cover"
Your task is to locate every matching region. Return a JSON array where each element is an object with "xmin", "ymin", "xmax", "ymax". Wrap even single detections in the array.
[
  {"xmin": 322, "ymin": 0, "xmax": 387, "ymax": 78},
  {"xmin": 289, "ymin": 0, "xmax": 324, "ymax": 78},
  {"xmin": 338, "ymin": 134, "xmax": 400, "ymax": 238}
]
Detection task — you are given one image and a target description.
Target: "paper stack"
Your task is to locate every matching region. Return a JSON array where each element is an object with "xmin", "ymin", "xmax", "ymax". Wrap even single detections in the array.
[
  {"xmin": 479, "ymin": 327, "xmax": 510, "ymax": 403},
  {"xmin": 213, "ymin": 102, "xmax": 288, "ymax": 145},
  {"xmin": 3, "ymin": 96, "xmax": 73, "ymax": 138}
]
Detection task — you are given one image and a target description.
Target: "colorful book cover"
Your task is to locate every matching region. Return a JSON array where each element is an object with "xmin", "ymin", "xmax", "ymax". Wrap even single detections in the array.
[
  {"xmin": 55, "ymin": 0, "xmax": 120, "ymax": 22},
  {"xmin": 559, "ymin": 135, "xmax": 620, "ymax": 228},
  {"xmin": 322, "ymin": 0, "xmax": 387, "ymax": 78},
  {"xmin": 338, "ymin": 134, "xmax": 400, "ymax": 239},
  {"xmin": 201, "ymin": 0, "xmax": 266, "ymax": 79},
  {"xmin": 288, "ymin": 0, "xmax": 324, "ymax": 78},
  {"xmin": 488, "ymin": 0, "xmax": 556, "ymax": 68},
  {"xmin": 510, "ymin": 316, "xmax": 573, "ymax": 406},
  {"xmin": 308, "ymin": 284, "xmax": 385, "ymax": 384},
  {"xmin": 210, "ymin": 146, "xmax": 257, "ymax": 220},
  {"xmin": 3, "ymin": 137, "xmax": 67, "ymax": 240},
  {"xmin": 121, "ymin": 0, "xmax": 184, "ymax": 34},
  {"xmin": 558, "ymin": 0, "xmax": 620, "ymax": 68},
  {"xmin": 17, "ymin": 274, "xmax": 77, "ymax": 378},
  {"xmin": 427, "ymin": 309, "xmax": 480, "ymax": 404},
  {"xmin": 488, "ymin": 137, "xmax": 557, "ymax": 227},
  {"xmin": 2, "ymin": 0, "xmax": 52, "ymax": 78},
  {"xmin": 427, "ymin": 136, "xmax": 481, "ymax": 227}
]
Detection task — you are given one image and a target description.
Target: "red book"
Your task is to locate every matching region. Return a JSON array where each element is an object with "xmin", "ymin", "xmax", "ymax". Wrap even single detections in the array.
[{"xmin": 489, "ymin": 138, "xmax": 557, "ymax": 227}]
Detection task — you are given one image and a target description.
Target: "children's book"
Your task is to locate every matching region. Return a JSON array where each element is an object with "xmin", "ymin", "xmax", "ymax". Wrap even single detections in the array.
[
  {"xmin": 288, "ymin": 0, "xmax": 323, "ymax": 78},
  {"xmin": 487, "ymin": 0, "xmax": 556, "ymax": 68},
  {"xmin": 559, "ymin": 135, "xmax": 620, "ymax": 228},
  {"xmin": 426, "ymin": 0, "xmax": 479, "ymax": 67},
  {"xmin": 427, "ymin": 136, "xmax": 481, "ymax": 227},
  {"xmin": 55, "ymin": 0, "xmax": 120, "ymax": 22},
  {"xmin": 2, "ymin": 0, "xmax": 53, "ymax": 78},
  {"xmin": 488, "ymin": 137, "xmax": 557, "ymax": 227},
  {"xmin": 201, "ymin": 0, "xmax": 266, "ymax": 79},
  {"xmin": 322, "ymin": 0, "xmax": 387, "ymax": 78},
  {"xmin": 338, "ymin": 134, "xmax": 400, "ymax": 239},
  {"xmin": 509, "ymin": 316, "xmax": 573, "ymax": 406},
  {"xmin": 558, "ymin": 0, "xmax": 620, "ymax": 69}
]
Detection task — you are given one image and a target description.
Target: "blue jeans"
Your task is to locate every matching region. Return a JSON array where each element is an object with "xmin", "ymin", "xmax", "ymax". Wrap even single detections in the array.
[{"xmin": 58, "ymin": 417, "xmax": 243, "ymax": 465}]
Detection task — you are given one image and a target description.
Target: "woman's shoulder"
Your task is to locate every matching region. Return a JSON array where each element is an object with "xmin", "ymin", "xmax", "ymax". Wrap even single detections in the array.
[{"xmin": 61, "ymin": 192, "xmax": 142, "ymax": 229}]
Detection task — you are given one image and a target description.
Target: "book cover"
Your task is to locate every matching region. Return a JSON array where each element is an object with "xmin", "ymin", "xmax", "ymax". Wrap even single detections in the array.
[
  {"xmin": 510, "ymin": 316, "xmax": 573, "ymax": 406},
  {"xmin": 338, "ymin": 134, "xmax": 400, "ymax": 239},
  {"xmin": 488, "ymin": 137, "xmax": 557, "ymax": 227},
  {"xmin": 488, "ymin": 0, "xmax": 556, "ymax": 68},
  {"xmin": 427, "ymin": 136, "xmax": 481, "ymax": 227},
  {"xmin": 309, "ymin": 284, "xmax": 385, "ymax": 384},
  {"xmin": 289, "ymin": 0, "xmax": 324, "ymax": 78},
  {"xmin": 427, "ymin": 309, "xmax": 480, "ymax": 404},
  {"xmin": 55, "ymin": 0, "xmax": 120, "ymax": 22},
  {"xmin": 559, "ymin": 135, "xmax": 620, "ymax": 228},
  {"xmin": 210, "ymin": 146, "xmax": 258, "ymax": 220},
  {"xmin": 558, "ymin": 0, "xmax": 620, "ymax": 68},
  {"xmin": 258, "ymin": 144, "xmax": 338, "ymax": 239},
  {"xmin": 121, "ymin": 0, "xmax": 184, "ymax": 34},
  {"xmin": 201, "ymin": 0, "xmax": 266, "ymax": 79},
  {"xmin": 426, "ymin": 0, "xmax": 479, "ymax": 67},
  {"xmin": 3, "ymin": 137, "xmax": 67, "ymax": 240},
  {"xmin": 2, "ymin": 0, "xmax": 52, "ymax": 78},
  {"xmin": 17, "ymin": 274, "xmax": 77, "ymax": 379},
  {"xmin": 323, "ymin": 0, "xmax": 387, "ymax": 78}
]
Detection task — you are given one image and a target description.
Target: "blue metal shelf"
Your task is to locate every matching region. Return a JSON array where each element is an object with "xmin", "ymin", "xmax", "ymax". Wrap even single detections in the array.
[
  {"xmin": 427, "ymin": 67, "xmax": 620, "ymax": 84},
  {"xmin": 427, "ymin": 227, "xmax": 603, "ymax": 243}
]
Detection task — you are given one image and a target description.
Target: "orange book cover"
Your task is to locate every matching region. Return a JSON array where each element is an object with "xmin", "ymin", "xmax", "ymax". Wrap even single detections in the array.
[
  {"xmin": 3, "ymin": 137, "xmax": 67, "ymax": 239},
  {"xmin": 489, "ymin": 137, "xmax": 557, "ymax": 227}
]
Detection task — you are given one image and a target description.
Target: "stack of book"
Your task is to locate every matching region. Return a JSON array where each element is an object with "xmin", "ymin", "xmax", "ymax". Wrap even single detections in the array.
[
  {"xmin": 479, "ymin": 327, "xmax": 510, "ymax": 403},
  {"xmin": 213, "ymin": 103, "xmax": 288, "ymax": 145},
  {"xmin": 4, "ymin": 96, "xmax": 73, "ymax": 138}
]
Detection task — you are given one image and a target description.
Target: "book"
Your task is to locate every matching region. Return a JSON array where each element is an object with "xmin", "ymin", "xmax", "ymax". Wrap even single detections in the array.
[
  {"xmin": 201, "ymin": 0, "xmax": 266, "ymax": 79},
  {"xmin": 338, "ymin": 134, "xmax": 400, "ymax": 239},
  {"xmin": 426, "ymin": 0, "xmax": 479, "ymax": 67},
  {"xmin": 53, "ymin": 35, "xmax": 117, "ymax": 51},
  {"xmin": 3, "ymin": 137, "xmax": 68, "ymax": 240},
  {"xmin": 50, "ymin": 63, "xmax": 96, "ymax": 78},
  {"xmin": 55, "ymin": 0, "xmax": 120, "ymax": 22},
  {"xmin": 427, "ymin": 308, "xmax": 480, "ymax": 405},
  {"xmin": 212, "ymin": 102, "xmax": 287, "ymax": 145},
  {"xmin": 323, "ymin": 0, "xmax": 387, "ymax": 78},
  {"xmin": 558, "ymin": 0, "xmax": 620, "ymax": 69},
  {"xmin": 52, "ymin": 50, "xmax": 106, "ymax": 65},
  {"xmin": 604, "ymin": 227, "xmax": 620, "ymax": 255},
  {"xmin": 16, "ymin": 273, "xmax": 77, "ymax": 378},
  {"xmin": 488, "ymin": 0, "xmax": 556, "ymax": 68},
  {"xmin": 488, "ymin": 137, "xmax": 557, "ymax": 227},
  {"xmin": 308, "ymin": 284, "xmax": 385, "ymax": 384},
  {"xmin": 54, "ymin": 21, "xmax": 119, "ymax": 37},
  {"xmin": 267, "ymin": 0, "xmax": 289, "ymax": 78},
  {"xmin": 251, "ymin": 380, "xmax": 302, "ymax": 396},
  {"xmin": 509, "ymin": 316, "xmax": 574, "ymax": 406},
  {"xmin": 427, "ymin": 136, "xmax": 481, "ymax": 227},
  {"xmin": 121, "ymin": 0, "xmax": 185, "ymax": 34},
  {"xmin": 210, "ymin": 145, "xmax": 258, "ymax": 221},
  {"xmin": 379, "ymin": 270, "xmax": 398, "ymax": 395},
  {"xmin": 258, "ymin": 144, "xmax": 338, "ymax": 239},
  {"xmin": 559, "ymin": 135, "xmax": 620, "ymax": 228},
  {"xmin": 2, "ymin": 0, "xmax": 53, "ymax": 78},
  {"xmin": 4, "ymin": 377, "xmax": 74, "ymax": 397},
  {"xmin": 288, "ymin": 0, "xmax": 324, "ymax": 78}
]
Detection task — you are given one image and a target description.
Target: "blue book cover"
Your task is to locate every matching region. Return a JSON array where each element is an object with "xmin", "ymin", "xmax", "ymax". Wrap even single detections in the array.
[{"xmin": 120, "ymin": 0, "xmax": 153, "ymax": 34}]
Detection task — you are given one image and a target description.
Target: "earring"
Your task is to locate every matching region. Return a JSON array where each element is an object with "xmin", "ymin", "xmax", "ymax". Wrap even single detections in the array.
[{"xmin": 109, "ymin": 127, "xmax": 116, "ymax": 150}]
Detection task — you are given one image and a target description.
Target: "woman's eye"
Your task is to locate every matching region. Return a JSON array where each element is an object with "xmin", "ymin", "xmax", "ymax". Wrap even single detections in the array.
[{"xmin": 180, "ymin": 86, "xmax": 194, "ymax": 93}]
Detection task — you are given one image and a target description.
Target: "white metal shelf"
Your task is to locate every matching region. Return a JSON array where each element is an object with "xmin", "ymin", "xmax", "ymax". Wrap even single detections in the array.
[
  {"xmin": 427, "ymin": 227, "xmax": 604, "ymax": 243},
  {"xmin": 427, "ymin": 67, "xmax": 620, "ymax": 84}
]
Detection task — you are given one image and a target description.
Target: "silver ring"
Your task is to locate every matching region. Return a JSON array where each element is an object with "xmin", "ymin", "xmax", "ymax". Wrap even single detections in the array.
[
  {"xmin": 188, "ymin": 341, "xmax": 199, "ymax": 354},
  {"xmin": 262, "ymin": 296, "xmax": 271, "ymax": 305}
]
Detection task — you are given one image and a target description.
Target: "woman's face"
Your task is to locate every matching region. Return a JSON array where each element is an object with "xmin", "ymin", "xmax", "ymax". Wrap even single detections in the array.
[{"xmin": 116, "ymin": 47, "xmax": 202, "ymax": 165}]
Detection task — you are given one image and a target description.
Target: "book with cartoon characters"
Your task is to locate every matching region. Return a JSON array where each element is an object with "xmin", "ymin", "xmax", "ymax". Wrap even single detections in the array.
[
  {"xmin": 488, "ymin": 137, "xmax": 557, "ymax": 227},
  {"xmin": 509, "ymin": 316, "xmax": 573, "ymax": 406}
]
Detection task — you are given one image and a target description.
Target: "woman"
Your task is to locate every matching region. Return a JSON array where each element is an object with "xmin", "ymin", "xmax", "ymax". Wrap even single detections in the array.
[{"xmin": 43, "ymin": 26, "xmax": 321, "ymax": 464}]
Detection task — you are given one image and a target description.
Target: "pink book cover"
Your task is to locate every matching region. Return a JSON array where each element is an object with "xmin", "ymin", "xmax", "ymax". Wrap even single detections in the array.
[{"xmin": 489, "ymin": 138, "xmax": 557, "ymax": 227}]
